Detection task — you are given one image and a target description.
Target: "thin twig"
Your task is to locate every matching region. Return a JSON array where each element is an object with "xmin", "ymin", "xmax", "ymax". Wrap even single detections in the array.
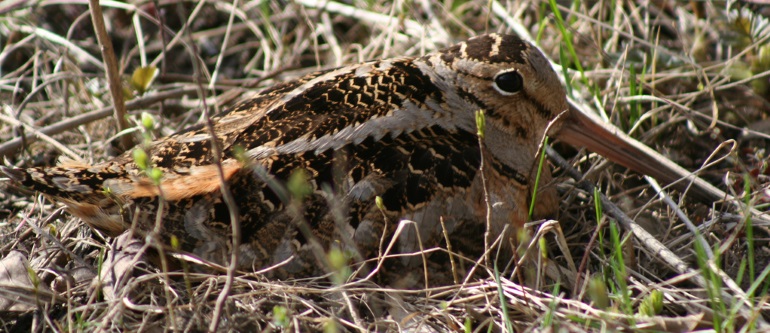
[
  {"xmin": 0, "ymin": 88, "xmax": 198, "ymax": 158},
  {"xmin": 182, "ymin": 1, "xmax": 243, "ymax": 329},
  {"xmin": 646, "ymin": 176, "xmax": 714, "ymax": 259},
  {"xmin": 0, "ymin": 114, "xmax": 84, "ymax": 162},
  {"xmin": 88, "ymin": 0, "xmax": 133, "ymax": 150}
]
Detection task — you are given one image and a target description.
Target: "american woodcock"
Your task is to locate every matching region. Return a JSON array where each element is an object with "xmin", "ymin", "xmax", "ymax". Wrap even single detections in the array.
[{"xmin": 1, "ymin": 34, "xmax": 714, "ymax": 279}]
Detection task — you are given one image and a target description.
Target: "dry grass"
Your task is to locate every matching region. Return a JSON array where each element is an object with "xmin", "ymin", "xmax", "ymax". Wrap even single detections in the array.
[{"xmin": 1, "ymin": 0, "xmax": 769, "ymax": 331}]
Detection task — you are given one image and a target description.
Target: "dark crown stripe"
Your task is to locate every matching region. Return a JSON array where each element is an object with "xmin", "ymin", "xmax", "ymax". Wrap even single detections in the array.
[{"xmin": 440, "ymin": 34, "xmax": 529, "ymax": 64}]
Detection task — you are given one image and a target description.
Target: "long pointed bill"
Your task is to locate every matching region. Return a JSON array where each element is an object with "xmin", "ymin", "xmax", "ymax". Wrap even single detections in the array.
[{"xmin": 555, "ymin": 103, "xmax": 728, "ymax": 204}]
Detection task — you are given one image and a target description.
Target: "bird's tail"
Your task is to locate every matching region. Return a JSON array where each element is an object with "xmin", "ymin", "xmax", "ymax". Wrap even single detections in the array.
[
  {"xmin": 2, "ymin": 163, "xmax": 120, "ymax": 202},
  {"xmin": 2, "ymin": 162, "xmax": 132, "ymax": 234}
]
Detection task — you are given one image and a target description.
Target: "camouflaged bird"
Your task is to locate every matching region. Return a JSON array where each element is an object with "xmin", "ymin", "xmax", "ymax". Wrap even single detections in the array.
[{"xmin": 2, "ymin": 34, "xmax": 690, "ymax": 279}]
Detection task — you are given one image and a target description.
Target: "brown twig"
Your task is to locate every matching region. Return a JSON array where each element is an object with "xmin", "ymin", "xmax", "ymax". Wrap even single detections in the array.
[
  {"xmin": 88, "ymin": 0, "xmax": 133, "ymax": 150},
  {"xmin": 174, "ymin": 2, "xmax": 244, "ymax": 329},
  {"xmin": 0, "ymin": 87, "xmax": 198, "ymax": 158}
]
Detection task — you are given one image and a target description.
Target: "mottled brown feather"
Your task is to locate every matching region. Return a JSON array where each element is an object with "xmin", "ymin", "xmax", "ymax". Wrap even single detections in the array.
[{"xmin": 3, "ymin": 33, "xmax": 569, "ymax": 279}]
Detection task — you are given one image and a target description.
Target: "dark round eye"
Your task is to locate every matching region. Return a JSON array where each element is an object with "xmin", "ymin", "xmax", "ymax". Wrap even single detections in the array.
[{"xmin": 493, "ymin": 71, "xmax": 523, "ymax": 94}]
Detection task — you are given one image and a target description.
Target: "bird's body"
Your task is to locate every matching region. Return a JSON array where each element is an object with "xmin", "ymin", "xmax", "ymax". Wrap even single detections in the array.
[{"xmin": 4, "ymin": 34, "xmax": 570, "ymax": 278}]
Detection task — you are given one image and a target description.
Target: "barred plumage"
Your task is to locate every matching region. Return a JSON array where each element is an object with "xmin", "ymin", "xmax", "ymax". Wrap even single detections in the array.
[{"xmin": 3, "ymin": 33, "xmax": 696, "ymax": 280}]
